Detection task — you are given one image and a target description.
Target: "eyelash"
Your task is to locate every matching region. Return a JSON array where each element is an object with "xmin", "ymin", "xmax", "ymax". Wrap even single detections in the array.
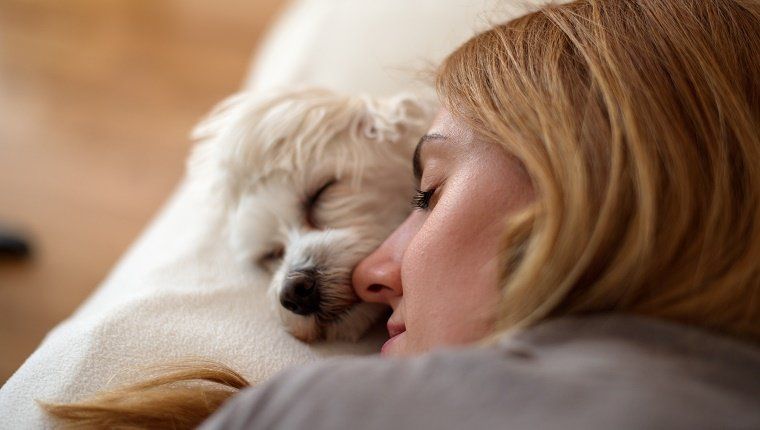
[{"xmin": 411, "ymin": 188, "xmax": 435, "ymax": 210}]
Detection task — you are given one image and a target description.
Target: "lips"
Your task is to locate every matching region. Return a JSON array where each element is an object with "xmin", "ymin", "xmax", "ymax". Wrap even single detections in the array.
[
  {"xmin": 387, "ymin": 322, "xmax": 406, "ymax": 338},
  {"xmin": 381, "ymin": 322, "xmax": 406, "ymax": 356}
]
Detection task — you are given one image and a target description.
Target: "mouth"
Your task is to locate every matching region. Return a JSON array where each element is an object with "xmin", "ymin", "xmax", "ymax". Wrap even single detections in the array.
[{"xmin": 381, "ymin": 322, "xmax": 406, "ymax": 356}]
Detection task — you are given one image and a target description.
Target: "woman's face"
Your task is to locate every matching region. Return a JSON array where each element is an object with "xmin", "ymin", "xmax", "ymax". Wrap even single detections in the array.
[{"xmin": 352, "ymin": 109, "xmax": 534, "ymax": 356}]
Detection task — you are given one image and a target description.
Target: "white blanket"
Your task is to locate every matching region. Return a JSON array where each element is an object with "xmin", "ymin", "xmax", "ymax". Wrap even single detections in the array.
[{"xmin": 0, "ymin": 1, "xmax": 545, "ymax": 427}]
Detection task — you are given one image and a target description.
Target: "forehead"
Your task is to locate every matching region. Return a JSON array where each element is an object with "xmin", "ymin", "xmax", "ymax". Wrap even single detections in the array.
[
  {"xmin": 428, "ymin": 109, "xmax": 475, "ymax": 141},
  {"xmin": 414, "ymin": 109, "xmax": 477, "ymax": 180}
]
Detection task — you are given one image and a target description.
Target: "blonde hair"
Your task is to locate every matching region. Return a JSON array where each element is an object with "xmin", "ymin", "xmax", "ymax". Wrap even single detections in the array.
[
  {"xmin": 45, "ymin": 0, "xmax": 760, "ymax": 428},
  {"xmin": 437, "ymin": 0, "xmax": 760, "ymax": 341},
  {"xmin": 41, "ymin": 360, "xmax": 249, "ymax": 429}
]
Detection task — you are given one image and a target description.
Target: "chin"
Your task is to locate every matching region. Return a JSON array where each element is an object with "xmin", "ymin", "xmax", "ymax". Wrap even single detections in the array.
[{"xmin": 189, "ymin": 88, "xmax": 435, "ymax": 342}]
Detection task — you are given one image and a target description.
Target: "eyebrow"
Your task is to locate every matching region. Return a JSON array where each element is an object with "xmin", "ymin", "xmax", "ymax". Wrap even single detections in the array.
[{"xmin": 413, "ymin": 133, "xmax": 447, "ymax": 181}]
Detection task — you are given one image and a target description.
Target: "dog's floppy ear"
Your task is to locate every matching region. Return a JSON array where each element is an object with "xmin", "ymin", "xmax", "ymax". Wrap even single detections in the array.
[
  {"xmin": 186, "ymin": 92, "xmax": 258, "ymax": 208},
  {"xmin": 334, "ymin": 92, "xmax": 436, "ymax": 186},
  {"xmin": 352, "ymin": 93, "xmax": 437, "ymax": 145},
  {"xmin": 186, "ymin": 89, "xmax": 316, "ymax": 208}
]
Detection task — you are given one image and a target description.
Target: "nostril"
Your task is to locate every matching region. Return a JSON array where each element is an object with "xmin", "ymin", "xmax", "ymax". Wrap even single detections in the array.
[
  {"xmin": 282, "ymin": 299, "xmax": 301, "ymax": 313},
  {"xmin": 367, "ymin": 284, "xmax": 384, "ymax": 293}
]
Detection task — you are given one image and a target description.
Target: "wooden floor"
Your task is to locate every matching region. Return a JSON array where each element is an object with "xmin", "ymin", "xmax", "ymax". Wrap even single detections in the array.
[{"xmin": 0, "ymin": 0, "xmax": 284, "ymax": 384}]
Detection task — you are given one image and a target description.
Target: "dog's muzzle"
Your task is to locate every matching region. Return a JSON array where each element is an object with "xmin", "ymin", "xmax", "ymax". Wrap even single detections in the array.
[{"xmin": 279, "ymin": 269, "xmax": 321, "ymax": 316}]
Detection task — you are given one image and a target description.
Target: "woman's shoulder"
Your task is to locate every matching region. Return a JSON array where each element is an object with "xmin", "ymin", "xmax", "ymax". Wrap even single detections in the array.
[
  {"xmin": 202, "ymin": 315, "xmax": 760, "ymax": 430},
  {"xmin": 503, "ymin": 314, "xmax": 760, "ymax": 379}
]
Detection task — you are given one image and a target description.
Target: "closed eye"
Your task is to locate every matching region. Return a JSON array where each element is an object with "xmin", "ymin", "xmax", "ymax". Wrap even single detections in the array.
[
  {"xmin": 257, "ymin": 245, "xmax": 285, "ymax": 273},
  {"xmin": 305, "ymin": 179, "xmax": 337, "ymax": 228},
  {"xmin": 411, "ymin": 187, "xmax": 435, "ymax": 210}
]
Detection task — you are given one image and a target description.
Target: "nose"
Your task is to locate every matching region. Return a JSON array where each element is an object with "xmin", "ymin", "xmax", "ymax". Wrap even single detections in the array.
[
  {"xmin": 352, "ymin": 215, "xmax": 418, "ymax": 306},
  {"xmin": 280, "ymin": 270, "xmax": 320, "ymax": 316}
]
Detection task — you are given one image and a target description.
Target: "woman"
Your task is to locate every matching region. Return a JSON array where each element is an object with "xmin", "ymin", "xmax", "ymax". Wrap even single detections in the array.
[
  {"xmin": 47, "ymin": 0, "xmax": 760, "ymax": 428},
  {"xmin": 353, "ymin": 0, "xmax": 760, "ymax": 356}
]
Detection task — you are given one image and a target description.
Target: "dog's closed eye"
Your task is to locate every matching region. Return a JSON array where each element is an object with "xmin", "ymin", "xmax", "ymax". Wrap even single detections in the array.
[
  {"xmin": 304, "ymin": 179, "xmax": 336, "ymax": 229},
  {"xmin": 257, "ymin": 246, "xmax": 285, "ymax": 273}
]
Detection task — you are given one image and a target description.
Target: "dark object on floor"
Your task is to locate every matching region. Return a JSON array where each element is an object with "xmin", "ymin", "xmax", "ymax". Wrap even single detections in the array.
[{"xmin": 0, "ymin": 230, "xmax": 32, "ymax": 260}]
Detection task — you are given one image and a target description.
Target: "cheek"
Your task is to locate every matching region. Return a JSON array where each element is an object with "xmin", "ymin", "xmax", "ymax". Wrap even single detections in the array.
[
  {"xmin": 397, "ymin": 144, "xmax": 533, "ymax": 352},
  {"xmin": 401, "ymin": 186, "xmax": 503, "ymax": 349}
]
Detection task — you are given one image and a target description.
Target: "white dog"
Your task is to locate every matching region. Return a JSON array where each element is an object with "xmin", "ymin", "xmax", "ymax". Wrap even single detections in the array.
[{"xmin": 191, "ymin": 88, "xmax": 434, "ymax": 342}]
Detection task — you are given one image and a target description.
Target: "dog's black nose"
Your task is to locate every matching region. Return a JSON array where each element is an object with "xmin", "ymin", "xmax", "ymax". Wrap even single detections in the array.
[{"xmin": 280, "ymin": 271, "xmax": 320, "ymax": 316}]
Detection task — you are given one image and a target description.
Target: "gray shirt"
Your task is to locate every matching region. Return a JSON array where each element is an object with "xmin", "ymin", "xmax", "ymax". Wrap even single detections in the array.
[{"xmin": 200, "ymin": 315, "xmax": 760, "ymax": 430}]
